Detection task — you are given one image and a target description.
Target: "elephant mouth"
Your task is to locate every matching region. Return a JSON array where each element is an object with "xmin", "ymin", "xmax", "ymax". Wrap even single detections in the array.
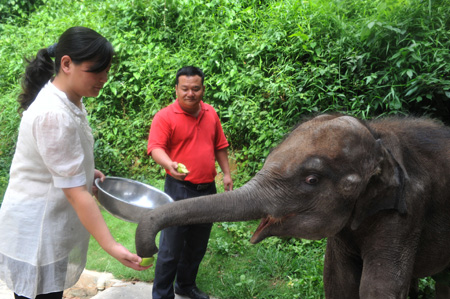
[{"xmin": 251, "ymin": 214, "xmax": 293, "ymax": 244}]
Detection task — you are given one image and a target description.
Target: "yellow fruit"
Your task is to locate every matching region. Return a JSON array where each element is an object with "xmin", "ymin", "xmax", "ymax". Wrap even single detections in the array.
[
  {"xmin": 177, "ymin": 163, "xmax": 189, "ymax": 174},
  {"xmin": 140, "ymin": 257, "xmax": 154, "ymax": 267}
]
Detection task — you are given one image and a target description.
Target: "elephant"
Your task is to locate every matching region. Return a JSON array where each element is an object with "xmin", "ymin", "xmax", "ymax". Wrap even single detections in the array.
[{"xmin": 136, "ymin": 114, "xmax": 450, "ymax": 298}]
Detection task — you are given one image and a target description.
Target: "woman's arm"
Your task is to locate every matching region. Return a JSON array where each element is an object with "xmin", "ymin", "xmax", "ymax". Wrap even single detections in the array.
[{"xmin": 63, "ymin": 186, "xmax": 150, "ymax": 270}]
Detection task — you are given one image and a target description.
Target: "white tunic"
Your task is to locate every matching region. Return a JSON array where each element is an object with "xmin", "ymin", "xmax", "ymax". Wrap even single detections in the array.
[{"xmin": 0, "ymin": 82, "xmax": 94, "ymax": 298}]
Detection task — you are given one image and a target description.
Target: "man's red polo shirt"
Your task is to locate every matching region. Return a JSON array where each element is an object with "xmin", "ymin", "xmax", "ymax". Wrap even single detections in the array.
[{"xmin": 147, "ymin": 99, "xmax": 229, "ymax": 184}]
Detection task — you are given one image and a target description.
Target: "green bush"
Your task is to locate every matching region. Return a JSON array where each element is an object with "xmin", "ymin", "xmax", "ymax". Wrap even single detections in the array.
[
  {"xmin": 0, "ymin": 90, "xmax": 20, "ymax": 202},
  {"xmin": 2, "ymin": 0, "xmax": 450, "ymax": 183},
  {"xmin": 0, "ymin": 0, "xmax": 43, "ymax": 23},
  {"xmin": 89, "ymin": 0, "xmax": 450, "ymax": 179}
]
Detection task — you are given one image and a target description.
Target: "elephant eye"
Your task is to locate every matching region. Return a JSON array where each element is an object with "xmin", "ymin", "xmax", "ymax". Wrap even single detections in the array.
[{"xmin": 305, "ymin": 175, "xmax": 319, "ymax": 185}]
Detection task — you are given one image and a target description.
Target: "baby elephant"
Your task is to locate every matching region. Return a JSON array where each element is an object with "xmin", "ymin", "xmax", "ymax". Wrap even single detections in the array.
[{"xmin": 137, "ymin": 114, "xmax": 450, "ymax": 298}]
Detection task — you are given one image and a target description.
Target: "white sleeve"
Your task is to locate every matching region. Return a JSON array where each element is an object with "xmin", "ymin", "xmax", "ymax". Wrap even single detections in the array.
[{"xmin": 32, "ymin": 111, "xmax": 87, "ymax": 188}]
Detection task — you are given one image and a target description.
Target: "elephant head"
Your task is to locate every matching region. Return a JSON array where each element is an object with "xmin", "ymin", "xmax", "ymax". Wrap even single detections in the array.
[{"xmin": 136, "ymin": 114, "xmax": 407, "ymax": 257}]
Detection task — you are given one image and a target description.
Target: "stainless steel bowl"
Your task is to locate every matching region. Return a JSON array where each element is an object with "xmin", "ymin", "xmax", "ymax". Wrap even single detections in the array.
[{"xmin": 95, "ymin": 176, "xmax": 173, "ymax": 223}]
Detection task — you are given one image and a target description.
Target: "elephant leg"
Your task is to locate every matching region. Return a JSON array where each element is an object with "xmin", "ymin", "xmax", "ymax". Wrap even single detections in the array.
[
  {"xmin": 359, "ymin": 254, "xmax": 414, "ymax": 299},
  {"xmin": 323, "ymin": 238, "xmax": 362, "ymax": 299},
  {"xmin": 435, "ymin": 282, "xmax": 450, "ymax": 299}
]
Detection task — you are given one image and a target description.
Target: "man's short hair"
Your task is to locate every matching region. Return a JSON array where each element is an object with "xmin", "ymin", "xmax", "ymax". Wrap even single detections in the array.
[{"xmin": 176, "ymin": 66, "xmax": 205, "ymax": 85}]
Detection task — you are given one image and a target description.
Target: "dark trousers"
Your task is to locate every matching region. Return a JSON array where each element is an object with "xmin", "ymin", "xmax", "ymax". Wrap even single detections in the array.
[
  {"xmin": 14, "ymin": 292, "xmax": 63, "ymax": 299},
  {"xmin": 152, "ymin": 175, "xmax": 216, "ymax": 299}
]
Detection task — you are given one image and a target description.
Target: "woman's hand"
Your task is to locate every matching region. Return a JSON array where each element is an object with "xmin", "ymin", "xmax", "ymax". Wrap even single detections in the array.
[
  {"xmin": 64, "ymin": 186, "xmax": 152, "ymax": 271},
  {"xmin": 108, "ymin": 242, "xmax": 153, "ymax": 271},
  {"xmin": 92, "ymin": 169, "xmax": 106, "ymax": 197}
]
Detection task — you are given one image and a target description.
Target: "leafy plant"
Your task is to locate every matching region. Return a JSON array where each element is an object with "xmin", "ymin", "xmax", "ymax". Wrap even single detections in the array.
[
  {"xmin": 0, "ymin": 91, "xmax": 20, "ymax": 202},
  {"xmin": 0, "ymin": 0, "xmax": 43, "ymax": 23}
]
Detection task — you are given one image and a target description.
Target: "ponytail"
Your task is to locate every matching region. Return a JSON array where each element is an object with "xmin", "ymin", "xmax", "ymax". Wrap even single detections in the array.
[
  {"xmin": 17, "ymin": 47, "xmax": 55, "ymax": 113},
  {"xmin": 16, "ymin": 27, "xmax": 114, "ymax": 114}
]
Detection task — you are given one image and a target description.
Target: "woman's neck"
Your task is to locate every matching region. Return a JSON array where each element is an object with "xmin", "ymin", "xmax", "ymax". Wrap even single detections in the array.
[{"xmin": 52, "ymin": 76, "xmax": 82, "ymax": 109}]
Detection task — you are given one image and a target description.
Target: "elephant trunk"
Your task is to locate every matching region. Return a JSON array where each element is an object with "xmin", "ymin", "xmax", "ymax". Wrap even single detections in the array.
[{"xmin": 135, "ymin": 179, "xmax": 266, "ymax": 257}]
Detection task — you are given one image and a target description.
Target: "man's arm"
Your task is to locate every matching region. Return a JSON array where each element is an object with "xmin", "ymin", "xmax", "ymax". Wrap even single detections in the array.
[
  {"xmin": 215, "ymin": 147, "xmax": 233, "ymax": 191},
  {"xmin": 151, "ymin": 148, "xmax": 188, "ymax": 181}
]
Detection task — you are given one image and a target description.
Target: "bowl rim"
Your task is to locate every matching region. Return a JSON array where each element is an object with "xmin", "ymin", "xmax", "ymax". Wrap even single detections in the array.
[{"xmin": 94, "ymin": 176, "xmax": 174, "ymax": 205}]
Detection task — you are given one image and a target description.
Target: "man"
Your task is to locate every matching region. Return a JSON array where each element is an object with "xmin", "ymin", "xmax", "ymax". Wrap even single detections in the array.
[{"xmin": 147, "ymin": 66, "xmax": 233, "ymax": 299}]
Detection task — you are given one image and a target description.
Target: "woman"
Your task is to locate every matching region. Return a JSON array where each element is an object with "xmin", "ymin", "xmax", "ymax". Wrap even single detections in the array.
[{"xmin": 0, "ymin": 27, "xmax": 149, "ymax": 299}]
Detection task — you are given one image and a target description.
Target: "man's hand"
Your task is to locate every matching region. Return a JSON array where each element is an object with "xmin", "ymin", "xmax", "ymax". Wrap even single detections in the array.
[
  {"xmin": 215, "ymin": 148, "xmax": 233, "ymax": 191},
  {"xmin": 151, "ymin": 149, "xmax": 188, "ymax": 181},
  {"xmin": 223, "ymin": 173, "xmax": 233, "ymax": 191},
  {"xmin": 168, "ymin": 161, "xmax": 189, "ymax": 181}
]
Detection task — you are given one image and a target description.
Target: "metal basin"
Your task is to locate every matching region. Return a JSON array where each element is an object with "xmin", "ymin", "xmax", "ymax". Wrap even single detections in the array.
[{"xmin": 95, "ymin": 176, "xmax": 173, "ymax": 223}]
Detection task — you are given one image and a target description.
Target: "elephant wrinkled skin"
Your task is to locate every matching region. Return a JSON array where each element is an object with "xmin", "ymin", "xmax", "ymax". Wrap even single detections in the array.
[{"xmin": 136, "ymin": 114, "xmax": 450, "ymax": 298}]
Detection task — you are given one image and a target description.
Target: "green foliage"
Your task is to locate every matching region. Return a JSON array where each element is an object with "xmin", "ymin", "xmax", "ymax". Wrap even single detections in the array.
[
  {"xmin": 77, "ymin": 0, "xmax": 450, "ymax": 180},
  {"xmin": 0, "ymin": 90, "xmax": 20, "ymax": 202},
  {"xmin": 2, "ymin": 0, "xmax": 450, "ymax": 182},
  {"xmin": 0, "ymin": 0, "xmax": 43, "ymax": 23}
]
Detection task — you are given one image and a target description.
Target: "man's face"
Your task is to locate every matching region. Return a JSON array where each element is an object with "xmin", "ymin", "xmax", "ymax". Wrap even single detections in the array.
[{"xmin": 175, "ymin": 75, "xmax": 205, "ymax": 113}]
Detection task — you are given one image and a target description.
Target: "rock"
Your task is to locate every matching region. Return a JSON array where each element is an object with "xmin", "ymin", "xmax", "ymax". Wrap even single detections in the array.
[{"xmin": 63, "ymin": 269, "xmax": 120, "ymax": 299}]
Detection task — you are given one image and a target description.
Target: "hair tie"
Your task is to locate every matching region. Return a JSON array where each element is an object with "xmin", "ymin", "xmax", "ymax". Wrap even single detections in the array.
[{"xmin": 47, "ymin": 43, "xmax": 57, "ymax": 57}]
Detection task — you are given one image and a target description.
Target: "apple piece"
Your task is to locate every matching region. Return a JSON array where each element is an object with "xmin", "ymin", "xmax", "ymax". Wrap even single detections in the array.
[
  {"xmin": 177, "ymin": 163, "xmax": 189, "ymax": 174},
  {"xmin": 140, "ymin": 257, "xmax": 154, "ymax": 267}
]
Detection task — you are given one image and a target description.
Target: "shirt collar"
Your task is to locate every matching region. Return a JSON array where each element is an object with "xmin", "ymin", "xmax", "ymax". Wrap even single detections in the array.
[{"xmin": 47, "ymin": 81, "xmax": 87, "ymax": 118}]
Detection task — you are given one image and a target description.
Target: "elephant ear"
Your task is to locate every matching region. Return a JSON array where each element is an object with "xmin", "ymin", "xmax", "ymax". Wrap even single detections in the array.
[{"xmin": 350, "ymin": 139, "xmax": 408, "ymax": 230}]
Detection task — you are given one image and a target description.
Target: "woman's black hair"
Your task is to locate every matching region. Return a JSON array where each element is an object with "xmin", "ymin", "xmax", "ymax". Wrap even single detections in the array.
[{"xmin": 17, "ymin": 26, "xmax": 114, "ymax": 112}]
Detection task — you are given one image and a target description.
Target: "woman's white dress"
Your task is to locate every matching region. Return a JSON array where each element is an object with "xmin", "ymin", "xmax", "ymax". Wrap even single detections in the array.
[{"xmin": 0, "ymin": 82, "xmax": 95, "ymax": 298}]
